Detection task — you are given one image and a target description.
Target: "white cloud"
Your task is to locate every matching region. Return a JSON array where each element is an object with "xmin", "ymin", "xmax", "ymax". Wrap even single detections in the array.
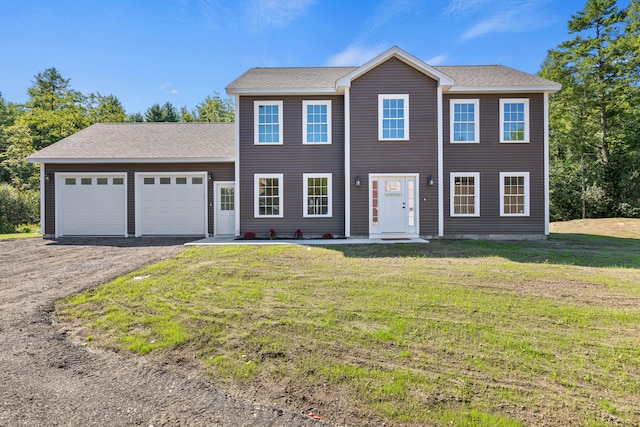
[
  {"xmin": 171, "ymin": 89, "xmax": 181, "ymax": 94},
  {"xmin": 247, "ymin": 0, "xmax": 315, "ymax": 32},
  {"xmin": 459, "ymin": 0, "xmax": 551, "ymax": 42},
  {"xmin": 444, "ymin": 0, "xmax": 489, "ymax": 15},
  {"xmin": 425, "ymin": 54, "xmax": 447, "ymax": 66},
  {"xmin": 159, "ymin": 82, "xmax": 172, "ymax": 90},
  {"xmin": 325, "ymin": 44, "xmax": 388, "ymax": 67}
]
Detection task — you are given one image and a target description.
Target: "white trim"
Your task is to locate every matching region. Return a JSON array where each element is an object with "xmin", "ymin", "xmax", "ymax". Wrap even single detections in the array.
[
  {"xmin": 446, "ymin": 85, "xmax": 562, "ymax": 93},
  {"xmin": 254, "ymin": 100, "xmax": 283, "ymax": 145},
  {"xmin": 344, "ymin": 88, "xmax": 351, "ymax": 237},
  {"xmin": 214, "ymin": 181, "xmax": 235, "ymax": 236},
  {"xmin": 134, "ymin": 172, "xmax": 208, "ymax": 237},
  {"xmin": 499, "ymin": 172, "xmax": 530, "ymax": 217},
  {"xmin": 543, "ymin": 92, "xmax": 550, "ymax": 235},
  {"xmin": 55, "ymin": 172, "xmax": 128, "ymax": 238},
  {"xmin": 27, "ymin": 157, "xmax": 235, "ymax": 164},
  {"xmin": 437, "ymin": 86, "xmax": 444, "ymax": 237},
  {"xmin": 234, "ymin": 95, "xmax": 241, "ymax": 237},
  {"xmin": 302, "ymin": 100, "xmax": 332, "ymax": 145},
  {"xmin": 254, "ymin": 173, "xmax": 284, "ymax": 218},
  {"xmin": 500, "ymin": 98, "xmax": 530, "ymax": 143},
  {"xmin": 450, "ymin": 172, "xmax": 480, "ymax": 217},
  {"xmin": 227, "ymin": 88, "xmax": 340, "ymax": 96},
  {"xmin": 378, "ymin": 94, "xmax": 409, "ymax": 141},
  {"xmin": 303, "ymin": 173, "xmax": 332, "ymax": 218},
  {"xmin": 39, "ymin": 164, "xmax": 45, "ymax": 235},
  {"xmin": 449, "ymin": 99, "xmax": 480, "ymax": 143},
  {"xmin": 336, "ymin": 46, "xmax": 455, "ymax": 88}
]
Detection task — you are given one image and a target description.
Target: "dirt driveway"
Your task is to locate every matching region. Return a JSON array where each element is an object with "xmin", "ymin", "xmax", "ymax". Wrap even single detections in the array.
[{"xmin": 0, "ymin": 237, "xmax": 325, "ymax": 426}]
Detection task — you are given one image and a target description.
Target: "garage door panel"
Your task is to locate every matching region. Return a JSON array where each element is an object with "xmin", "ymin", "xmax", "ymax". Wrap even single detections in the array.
[
  {"xmin": 57, "ymin": 174, "xmax": 126, "ymax": 237},
  {"xmin": 136, "ymin": 174, "xmax": 207, "ymax": 236}
]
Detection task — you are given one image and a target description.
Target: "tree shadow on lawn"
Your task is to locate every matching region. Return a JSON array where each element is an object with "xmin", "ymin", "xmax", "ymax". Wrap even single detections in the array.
[{"xmin": 326, "ymin": 233, "xmax": 640, "ymax": 269}]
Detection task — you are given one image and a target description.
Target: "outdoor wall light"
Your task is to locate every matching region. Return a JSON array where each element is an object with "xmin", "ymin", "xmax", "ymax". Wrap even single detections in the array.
[
  {"xmin": 355, "ymin": 176, "xmax": 361, "ymax": 187},
  {"xmin": 428, "ymin": 175, "xmax": 434, "ymax": 186},
  {"xmin": 208, "ymin": 172, "xmax": 213, "ymax": 181},
  {"xmin": 45, "ymin": 173, "xmax": 53, "ymax": 182}
]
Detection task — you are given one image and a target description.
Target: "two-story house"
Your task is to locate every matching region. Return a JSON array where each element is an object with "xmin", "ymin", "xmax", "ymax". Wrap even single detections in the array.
[{"xmin": 28, "ymin": 46, "xmax": 560, "ymax": 240}]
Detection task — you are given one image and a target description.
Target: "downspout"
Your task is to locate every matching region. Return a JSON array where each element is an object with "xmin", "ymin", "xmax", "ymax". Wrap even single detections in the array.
[
  {"xmin": 437, "ymin": 86, "xmax": 444, "ymax": 237},
  {"xmin": 344, "ymin": 88, "xmax": 351, "ymax": 237}
]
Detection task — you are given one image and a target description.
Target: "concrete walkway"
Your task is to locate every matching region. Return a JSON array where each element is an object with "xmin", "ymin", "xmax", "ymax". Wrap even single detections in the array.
[{"xmin": 186, "ymin": 236, "xmax": 429, "ymax": 246}]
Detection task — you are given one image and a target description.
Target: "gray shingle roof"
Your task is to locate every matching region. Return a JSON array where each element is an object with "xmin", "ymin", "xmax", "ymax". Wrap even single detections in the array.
[
  {"xmin": 226, "ymin": 64, "xmax": 559, "ymax": 93},
  {"xmin": 434, "ymin": 65, "xmax": 559, "ymax": 89},
  {"xmin": 27, "ymin": 122, "xmax": 234, "ymax": 163}
]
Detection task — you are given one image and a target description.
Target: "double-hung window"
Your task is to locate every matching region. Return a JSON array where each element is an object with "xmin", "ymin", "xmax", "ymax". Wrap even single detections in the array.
[
  {"xmin": 500, "ymin": 172, "xmax": 529, "ymax": 216},
  {"xmin": 303, "ymin": 173, "xmax": 332, "ymax": 217},
  {"xmin": 500, "ymin": 99, "xmax": 529, "ymax": 143},
  {"xmin": 254, "ymin": 101, "xmax": 283, "ymax": 144},
  {"xmin": 303, "ymin": 101, "xmax": 331, "ymax": 144},
  {"xmin": 450, "ymin": 173, "xmax": 480, "ymax": 217},
  {"xmin": 255, "ymin": 174, "xmax": 283, "ymax": 217},
  {"xmin": 378, "ymin": 94, "xmax": 409, "ymax": 141},
  {"xmin": 450, "ymin": 99, "xmax": 480, "ymax": 143}
]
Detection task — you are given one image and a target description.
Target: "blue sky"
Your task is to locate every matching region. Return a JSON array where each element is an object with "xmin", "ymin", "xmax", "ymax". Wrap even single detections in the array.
[{"xmin": 0, "ymin": 0, "xmax": 621, "ymax": 114}]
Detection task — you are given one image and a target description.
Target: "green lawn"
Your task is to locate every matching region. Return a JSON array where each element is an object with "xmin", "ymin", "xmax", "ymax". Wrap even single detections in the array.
[
  {"xmin": 57, "ymin": 226, "xmax": 640, "ymax": 426},
  {"xmin": 0, "ymin": 232, "xmax": 41, "ymax": 240}
]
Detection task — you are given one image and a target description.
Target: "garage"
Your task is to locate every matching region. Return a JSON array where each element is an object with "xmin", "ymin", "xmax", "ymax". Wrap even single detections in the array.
[
  {"xmin": 56, "ymin": 173, "xmax": 127, "ymax": 237},
  {"xmin": 135, "ymin": 172, "xmax": 208, "ymax": 236}
]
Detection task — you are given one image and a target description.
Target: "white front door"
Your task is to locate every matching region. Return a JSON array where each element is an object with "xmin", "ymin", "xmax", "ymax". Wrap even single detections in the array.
[
  {"xmin": 215, "ymin": 182, "xmax": 235, "ymax": 236},
  {"xmin": 370, "ymin": 175, "xmax": 418, "ymax": 238}
]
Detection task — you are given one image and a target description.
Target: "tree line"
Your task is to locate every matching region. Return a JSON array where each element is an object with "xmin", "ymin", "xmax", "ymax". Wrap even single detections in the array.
[{"xmin": 0, "ymin": 68, "xmax": 234, "ymax": 232}]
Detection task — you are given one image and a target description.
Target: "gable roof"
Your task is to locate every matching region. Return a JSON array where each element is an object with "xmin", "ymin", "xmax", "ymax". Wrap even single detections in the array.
[
  {"xmin": 27, "ymin": 122, "xmax": 235, "ymax": 164},
  {"xmin": 226, "ymin": 46, "xmax": 560, "ymax": 95}
]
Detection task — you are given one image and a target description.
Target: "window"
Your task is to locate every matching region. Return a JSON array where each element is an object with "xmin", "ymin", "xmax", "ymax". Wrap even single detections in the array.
[
  {"xmin": 220, "ymin": 187, "xmax": 234, "ymax": 211},
  {"xmin": 303, "ymin": 173, "xmax": 331, "ymax": 217},
  {"xmin": 500, "ymin": 99, "xmax": 529, "ymax": 143},
  {"xmin": 97, "ymin": 178, "xmax": 108, "ymax": 185},
  {"xmin": 254, "ymin": 101, "xmax": 283, "ymax": 144},
  {"xmin": 500, "ymin": 172, "xmax": 530, "ymax": 216},
  {"xmin": 144, "ymin": 177, "xmax": 154, "ymax": 185},
  {"xmin": 450, "ymin": 173, "xmax": 480, "ymax": 217},
  {"xmin": 176, "ymin": 177, "xmax": 187, "ymax": 185},
  {"xmin": 160, "ymin": 177, "xmax": 171, "ymax": 184},
  {"xmin": 65, "ymin": 178, "xmax": 76, "ymax": 185},
  {"xmin": 113, "ymin": 177, "xmax": 124, "ymax": 185},
  {"xmin": 302, "ymin": 101, "xmax": 331, "ymax": 144},
  {"xmin": 255, "ymin": 174, "xmax": 283, "ymax": 217},
  {"xmin": 192, "ymin": 177, "xmax": 203, "ymax": 185},
  {"xmin": 378, "ymin": 94, "xmax": 409, "ymax": 140},
  {"xmin": 450, "ymin": 99, "xmax": 479, "ymax": 143}
]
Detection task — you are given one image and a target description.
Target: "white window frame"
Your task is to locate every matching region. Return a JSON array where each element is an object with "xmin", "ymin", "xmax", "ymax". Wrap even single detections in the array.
[
  {"xmin": 303, "ymin": 173, "xmax": 332, "ymax": 218},
  {"xmin": 450, "ymin": 172, "xmax": 480, "ymax": 217},
  {"xmin": 302, "ymin": 100, "xmax": 332, "ymax": 145},
  {"xmin": 254, "ymin": 101, "xmax": 283, "ymax": 145},
  {"xmin": 254, "ymin": 173, "xmax": 284, "ymax": 218},
  {"xmin": 500, "ymin": 172, "xmax": 530, "ymax": 216},
  {"xmin": 500, "ymin": 98, "xmax": 530, "ymax": 143},
  {"xmin": 378, "ymin": 94, "xmax": 409, "ymax": 141},
  {"xmin": 450, "ymin": 99, "xmax": 480, "ymax": 143}
]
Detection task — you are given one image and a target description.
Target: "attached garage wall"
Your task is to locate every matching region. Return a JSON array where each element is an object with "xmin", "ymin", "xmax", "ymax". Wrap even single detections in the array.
[{"xmin": 43, "ymin": 162, "xmax": 234, "ymax": 237}]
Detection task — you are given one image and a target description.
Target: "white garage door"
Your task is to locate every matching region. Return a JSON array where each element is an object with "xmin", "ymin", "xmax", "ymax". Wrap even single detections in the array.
[
  {"xmin": 56, "ymin": 173, "xmax": 127, "ymax": 237},
  {"xmin": 135, "ymin": 173, "xmax": 207, "ymax": 236}
]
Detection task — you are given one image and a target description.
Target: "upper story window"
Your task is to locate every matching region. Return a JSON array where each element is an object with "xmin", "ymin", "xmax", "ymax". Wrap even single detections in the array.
[
  {"xmin": 255, "ymin": 174, "xmax": 283, "ymax": 217},
  {"xmin": 303, "ymin": 173, "xmax": 332, "ymax": 217},
  {"xmin": 450, "ymin": 172, "xmax": 480, "ymax": 217},
  {"xmin": 254, "ymin": 101, "xmax": 283, "ymax": 145},
  {"xmin": 500, "ymin": 172, "xmax": 530, "ymax": 216},
  {"xmin": 378, "ymin": 94, "xmax": 409, "ymax": 141},
  {"xmin": 450, "ymin": 99, "xmax": 480, "ymax": 143},
  {"xmin": 303, "ymin": 101, "xmax": 331, "ymax": 144},
  {"xmin": 500, "ymin": 99, "xmax": 529, "ymax": 143}
]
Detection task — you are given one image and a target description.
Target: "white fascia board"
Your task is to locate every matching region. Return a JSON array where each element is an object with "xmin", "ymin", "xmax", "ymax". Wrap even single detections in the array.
[
  {"xmin": 27, "ymin": 157, "xmax": 235, "ymax": 164},
  {"xmin": 446, "ymin": 85, "xmax": 562, "ymax": 93},
  {"xmin": 336, "ymin": 46, "xmax": 455, "ymax": 88},
  {"xmin": 226, "ymin": 88, "xmax": 339, "ymax": 96}
]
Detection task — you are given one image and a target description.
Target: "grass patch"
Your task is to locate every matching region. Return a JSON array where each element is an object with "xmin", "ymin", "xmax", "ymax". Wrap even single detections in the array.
[
  {"xmin": 0, "ymin": 232, "xmax": 41, "ymax": 240},
  {"xmin": 57, "ymin": 222, "xmax": 640, "ymax": 426}
]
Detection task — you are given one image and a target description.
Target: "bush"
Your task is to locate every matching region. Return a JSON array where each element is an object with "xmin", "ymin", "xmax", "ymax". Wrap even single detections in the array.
[
  {"xmin": 242, "ymin": 231, "xmax": 256, "ymax": 240},
  {"xmin": 0, "ymin": 183, "xmax": 39, "ymax": 232}
]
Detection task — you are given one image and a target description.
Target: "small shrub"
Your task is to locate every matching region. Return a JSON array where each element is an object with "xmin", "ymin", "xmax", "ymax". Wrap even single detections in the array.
[
  {"xmin": 294, "ymin": 229, "xmax": 303, "ymax": 239},
  {"xmin": 242, "ymin": 231, "xmax": 256, "ymax": 240},
  {"xmin": 268, "ymin": 229, "xmax": 277, "ymax": 240},
  {"xmin": 322, "ymin": 233, "xmax": 334, "ymax": 239}
]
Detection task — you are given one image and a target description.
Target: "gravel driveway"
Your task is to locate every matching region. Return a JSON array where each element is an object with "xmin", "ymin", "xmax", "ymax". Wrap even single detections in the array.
[{"xmin": 0, "ymin": 237, "xmax": 325, "ymax": 426}]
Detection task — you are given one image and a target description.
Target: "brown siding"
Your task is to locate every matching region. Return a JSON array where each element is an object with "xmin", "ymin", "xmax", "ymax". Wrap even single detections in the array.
[
  {"xmin": 44, "ymin": 162, "xmax": 233, "ymax": 237},
  {"xmin": 443, "ymin": 93, "xmax": 545, "ymax": 235},
  {"xmin": 350, "ymin": 57, "xmax": 439, "ymax": 237},
  {"xmin": 238, "ymin": 95, "xmax": 345, "ymax": 238}
]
